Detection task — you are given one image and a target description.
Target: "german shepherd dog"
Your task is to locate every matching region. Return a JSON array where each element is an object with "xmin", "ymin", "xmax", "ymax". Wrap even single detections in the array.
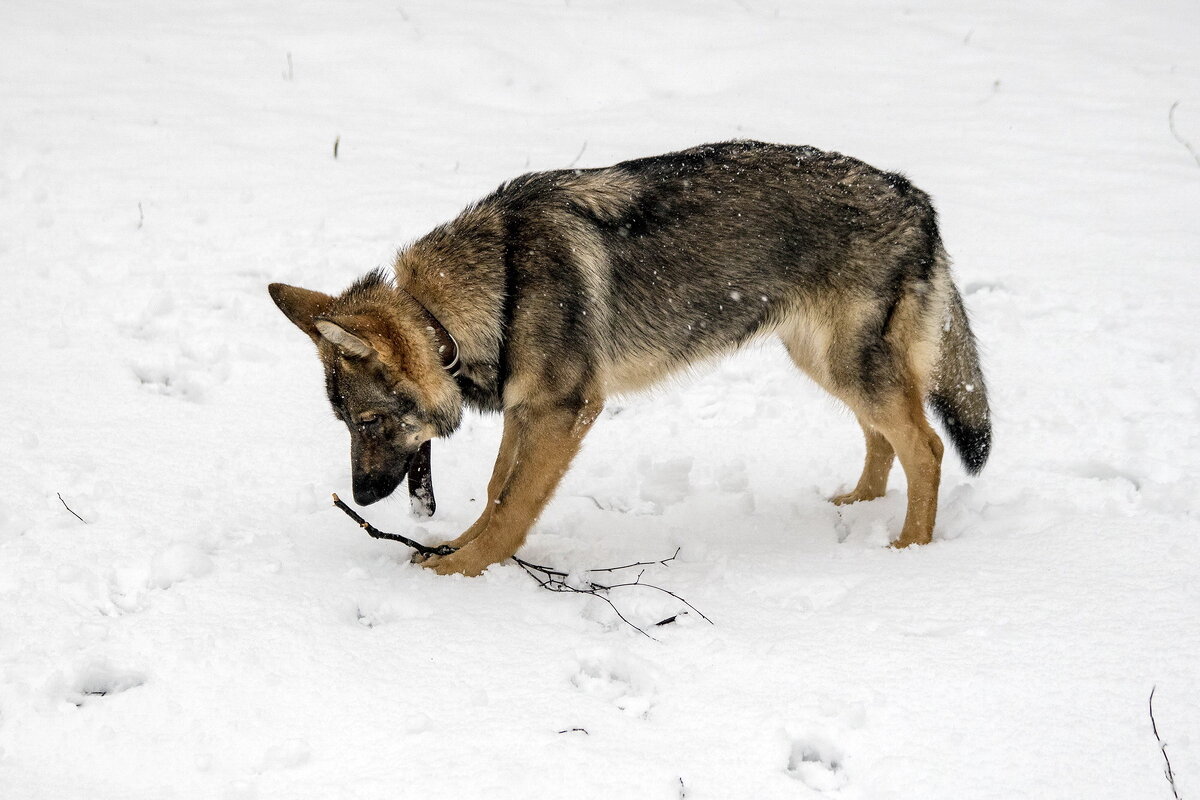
[{"xmin": 270, "ymin": 141, "xmax": 990, "ymax": 576}]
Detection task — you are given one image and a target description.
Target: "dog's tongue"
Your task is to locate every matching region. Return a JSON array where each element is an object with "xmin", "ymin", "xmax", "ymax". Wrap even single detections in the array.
[{"xmin": 407, "ymin": 439, "xmax": 436, "ymax": 517}]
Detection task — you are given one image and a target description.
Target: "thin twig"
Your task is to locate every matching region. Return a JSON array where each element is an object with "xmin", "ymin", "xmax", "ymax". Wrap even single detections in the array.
[
  {"xmin": 566, "ymin": 140, "xmax": 588, "ymax": 169},
  {"xmin": 57, "ymin": 493, "xmax": 87, "ymax": 524},
  {"xmin": 511, "ymin": 548, "xmax": 712, "ymax": 626},
  {"xmin": 601, "ymin": 577, "xmax": 713, "ymax": 625},
  {"xmin": 331, "ymin": 494, "xmax": 454, "ymax": 556},
  {"xmin": 587, "ymin": 547, "xmax": 682, "ymax": 573},
  {"xmin": 1169, "ymin": 101, "xmax": 1200, "ymax": 169},
  {"xmin": 512, "ymin": 555, "xmax": 655, "ymax": 638},
  {"xmin": 1149, "ymin": 686, "xmax": 1182, "ymax": 800}
]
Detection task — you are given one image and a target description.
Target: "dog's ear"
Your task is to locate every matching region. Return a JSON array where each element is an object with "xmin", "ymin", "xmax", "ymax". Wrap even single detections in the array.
[
  {"xmin": 268, "ymin": 283, "xmax": 335, "ymax": 342},
  {"xmin": 314, "ymin": 317, "xmax": 379, "ymax": 360}
]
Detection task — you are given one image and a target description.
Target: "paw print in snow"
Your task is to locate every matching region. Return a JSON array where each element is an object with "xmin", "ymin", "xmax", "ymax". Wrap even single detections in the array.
[
  {"xmin": 786, "ymin": 735, "xmax": 848, "ymax": 792},
  {"xmin": 131, "ymin": 341, "xmax": 231, "ymax": 402},
  {"xmin": 65, "ymin": 660, "xmax": 146, "ymax": 707},
  {"xmin": 637, "ymin": 456, "xmax": 693, "ymax": 513},
  {"xmin": 121, "ymin": 291, "xmax": 233, "ymax": 402},
  {"xmin": 570, "ymin": 647, "xmax": 658, "ymax": 718}
]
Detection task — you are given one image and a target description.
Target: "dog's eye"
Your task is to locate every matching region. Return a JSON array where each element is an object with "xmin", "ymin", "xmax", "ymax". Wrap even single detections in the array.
[{"xmin": 357, "ymin": 414, "xmax": 382, "ymax": 429}]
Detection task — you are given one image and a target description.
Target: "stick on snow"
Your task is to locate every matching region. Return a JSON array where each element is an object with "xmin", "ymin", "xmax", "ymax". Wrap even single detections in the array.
[
  {"xmin": 1149, "ymin": 686, "xmax": 1183, "ymax": 800},
  {"xmin": 330, "ymin": 494, "xmax": 710, "ymax": 638}
]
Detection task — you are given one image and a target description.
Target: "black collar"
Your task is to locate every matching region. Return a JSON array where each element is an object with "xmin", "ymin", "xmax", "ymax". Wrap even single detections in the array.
[{"xmin": 413, "ymin": 298, "xmax": 461, "ymax": 378}]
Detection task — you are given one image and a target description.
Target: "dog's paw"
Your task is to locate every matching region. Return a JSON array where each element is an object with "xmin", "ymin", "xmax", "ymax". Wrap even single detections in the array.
[
  {"xmin": 415, "ymin": 550, "xmax": 492, "ymax": 577},
  {"xmin": 829, "ymin": 488, "xmax": 884, "ymax": 506}
]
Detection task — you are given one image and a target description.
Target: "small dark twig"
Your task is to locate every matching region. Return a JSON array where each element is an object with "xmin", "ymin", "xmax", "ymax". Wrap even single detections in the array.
[
  {"xmin": 566, "ymin": 140, "xmax": 588, "ymax": 169},
  {"xmin": 511, "ymin": 555, "xmax": 655, "ymax": 638},
  {"xmin": 557, "ymin": 727, "xmax": 589, "ymax": 735},
  {"xmin": 1149, "ymin": 686, "xmax": 1183, "ymax": 800},
  {"xmin": 57, "ymin": 493, "xmax": 87, "ymax": 524},
  {"xmin": 587, "ymin": 547, "xmax": 682, "ymax": 573},
  {"xmin": 331, "ymin": 494, "xmax": 454, "ymax": 556},
  {"xmin": 330, "ymin": 495, "xmax": 710, "ymax": 637},
  {"xmin": 333, "ymin": 136, "xmax": 340, "ymax": 159},
  {"xmin": 508, "ymin": 549, "xmax": 713, "ymax": 631},
  {"xmin": 1169, "ymin": 102, "xmax": 1200, "ymax": 169}
]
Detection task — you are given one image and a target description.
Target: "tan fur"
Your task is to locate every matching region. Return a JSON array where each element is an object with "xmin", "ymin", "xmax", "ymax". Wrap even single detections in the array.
[
  {"xmin": 831, "ymin": 419, "xmax": 895, "ymax": 505},
  {"xmin": 557, "ymin": 170, "xmax": 641, "ymax": 223},
  {"xmin": 396, "ymin": 204, "xmax": 508, "ymax": 375},
  {"xmin": 420, "ymin": 397, "xmax": 603, "ymax": 576}
]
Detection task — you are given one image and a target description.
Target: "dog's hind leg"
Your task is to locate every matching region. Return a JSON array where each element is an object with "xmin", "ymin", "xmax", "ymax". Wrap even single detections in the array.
[
  {"xmin": 864, "ymin": 390, "xmax": 944, "ymax": 548},
  {"xmin": 830, "ymin": 417, "xmax": 895, "ymax": 505},
  {"xmin": 778, "ymin": 314, "xmax": 894, "ymax": 507}
]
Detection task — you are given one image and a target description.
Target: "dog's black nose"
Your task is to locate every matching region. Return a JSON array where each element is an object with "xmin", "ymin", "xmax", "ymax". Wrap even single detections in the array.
[
  {"xmin": 353, "ymin": 485, "xmax": 383, "ymax": 506},
  {"xmin": 352, "ymin": 474, "xmax": 400, "ymax": 506}
]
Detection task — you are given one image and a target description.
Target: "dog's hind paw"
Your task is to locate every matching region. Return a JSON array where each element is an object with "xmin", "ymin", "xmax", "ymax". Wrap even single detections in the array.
[{"xmin": 829, "ymin": 488, "xmax": 886, "ymax": 506}]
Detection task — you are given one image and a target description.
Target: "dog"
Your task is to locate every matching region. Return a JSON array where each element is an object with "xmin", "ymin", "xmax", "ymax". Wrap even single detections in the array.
[{"xmin": 269, "ymin": 140, "xmax": 991, "ymax": 576}]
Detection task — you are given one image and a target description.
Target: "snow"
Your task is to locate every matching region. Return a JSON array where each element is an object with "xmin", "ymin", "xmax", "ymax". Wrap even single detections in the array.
[{"xmin": 2, "ymin": 0, "xmax": 1199, "ymax": 798}]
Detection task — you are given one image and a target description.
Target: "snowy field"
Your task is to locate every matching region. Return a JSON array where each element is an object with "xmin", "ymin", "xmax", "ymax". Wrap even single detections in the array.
[{"xmin": 2, "ymin": 1, "xmax": 1199, "ymax": 797}]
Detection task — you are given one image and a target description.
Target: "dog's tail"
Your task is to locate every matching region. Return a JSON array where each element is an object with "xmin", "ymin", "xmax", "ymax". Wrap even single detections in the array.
[{"xmin": 928, "ymin": 284, "xmax": 991, "ymax": 475}]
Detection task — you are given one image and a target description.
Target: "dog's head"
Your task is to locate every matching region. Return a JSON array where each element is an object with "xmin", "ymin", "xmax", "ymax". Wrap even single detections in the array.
[{"xmin": 269, "ymin": 273, "xmax": 463, "ymax": 505}]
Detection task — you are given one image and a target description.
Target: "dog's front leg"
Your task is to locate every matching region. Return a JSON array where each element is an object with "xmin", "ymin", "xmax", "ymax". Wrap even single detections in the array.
[
  {"xmin": 433, "ymin": 419, "xmax": 522, "ymax": 552},
  {"xmin": 420, "ymin": 398, "xmax": 602, "ymax": 576}
]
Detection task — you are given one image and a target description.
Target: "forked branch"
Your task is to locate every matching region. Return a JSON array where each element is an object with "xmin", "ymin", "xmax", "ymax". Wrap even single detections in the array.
[{"xmin": 331, "ymin": 494, "xmax": 711, "ymax": 638}]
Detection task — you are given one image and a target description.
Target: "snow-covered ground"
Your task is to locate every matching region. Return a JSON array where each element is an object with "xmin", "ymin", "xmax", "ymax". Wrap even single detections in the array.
[{"xmin": 2, "ymin": 1, "xmax": 1198, "ymax": 797}]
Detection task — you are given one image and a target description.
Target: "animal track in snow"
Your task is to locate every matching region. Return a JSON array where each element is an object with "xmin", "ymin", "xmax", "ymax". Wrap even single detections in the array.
[
  {"xmin": 637, "ymin": 456, "xmax": 693, "ymax": 513},
  {"xmin": 121, "ymin": 291, "xmax": 233, "ymax": 402},
  {"xmin": 131, "ymin": 343, "xmax": 231, "ymax": 402},
  {"xmin": 106, "ymin": 543, "xmax": 215, "ymax": 613},
  {"xmin": 786, "ymin": 735, "xmax": 848, "ymax": 792},
  {"xmin": 963, "ymin": 280, "xmax": 1007, "ymax": 297},
  {"xmin": 67, "ymin": 661, "xmax": 146, "ymax": 706},
  {"xmin": 569, "ymin": 648, "xmax": 658, "ymax": 717}
]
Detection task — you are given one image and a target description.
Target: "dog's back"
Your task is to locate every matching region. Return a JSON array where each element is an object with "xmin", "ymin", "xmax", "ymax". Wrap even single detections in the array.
[{"xmin": 483, "ymin": 142, "xmax": 968, "ymax": 404}]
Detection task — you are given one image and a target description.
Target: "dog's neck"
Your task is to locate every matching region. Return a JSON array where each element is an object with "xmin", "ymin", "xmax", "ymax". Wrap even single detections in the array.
[
  {"xmin": 409, "ymin": 295, "xmax": 461, "ymax": 377},
  {"xmin": 393, "ymin": 234, "xmax": 508, "ymax": 412}
]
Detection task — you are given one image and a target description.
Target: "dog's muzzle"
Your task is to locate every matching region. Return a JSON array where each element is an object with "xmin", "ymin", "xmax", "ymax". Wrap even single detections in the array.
[{"xmin": 352, "ymin": 455, "xmax": 410, "ymax": 506}]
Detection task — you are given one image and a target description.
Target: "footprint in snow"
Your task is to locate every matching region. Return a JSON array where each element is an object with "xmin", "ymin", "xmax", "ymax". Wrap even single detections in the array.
[
  {"xmin": 786, "ymin": 736, "xmax": 848, "ymax": 792},
  {"xmin": 131, "ymin": 344, "xmax": 231, "ymax": 402},
  {"xmin": 107, "ymin": 543, "xmax": 215, "ymax": 613},
  {"xmin": 570, "ymin": 648, "xmax": 658, "ymax": 718},
  {"xmin": 963, "ymin": 280, "xmax": 1007, "ymax": 297},
  {"xmin": 67, "ymin": 661, "xmax": 146, "ymax": 707},
  {"xmin": 122, "ymin": 292, "xmax": 233, "ymax": 402}
]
